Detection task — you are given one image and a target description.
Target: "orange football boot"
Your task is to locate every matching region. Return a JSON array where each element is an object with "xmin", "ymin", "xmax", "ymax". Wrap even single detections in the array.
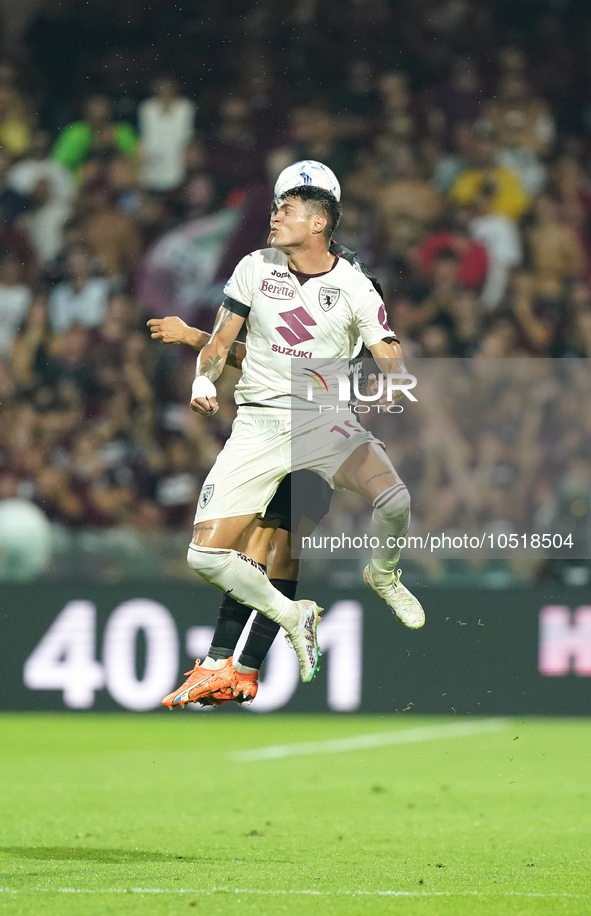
[
  {"xmin": 199, "ymin": 666, "xmax": 259, "ymax": 706},
  {"xmin": 162, "ymin": 657, "xmax": 238, "ymax": 708},
  {"xmin": 232, "ymin": 669, "xmax": 259, "ymax": 703}
]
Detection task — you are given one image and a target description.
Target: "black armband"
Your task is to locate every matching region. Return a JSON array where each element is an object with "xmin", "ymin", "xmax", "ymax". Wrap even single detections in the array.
[{"xmin": 222, "ymin": 295, "xmax": 251, "ymax": 318}]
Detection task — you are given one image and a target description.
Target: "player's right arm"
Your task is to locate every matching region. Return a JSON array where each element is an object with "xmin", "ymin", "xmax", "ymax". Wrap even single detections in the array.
[
  {"xmin": 191, "ymin": 306, "xmax": 245, "ymax": 415},
  {"xmin": 191, "ymin": 252, "xmax": 255, "ymax": 414},
  {"xmin": 147, "ymin": 315, "xmax": 246, "ymax": 369}
]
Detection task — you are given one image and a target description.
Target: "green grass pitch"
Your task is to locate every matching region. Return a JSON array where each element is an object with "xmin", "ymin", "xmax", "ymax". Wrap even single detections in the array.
[{"xmin": 0, "ymin": 714, "xmax": 589, "ymax": 916}]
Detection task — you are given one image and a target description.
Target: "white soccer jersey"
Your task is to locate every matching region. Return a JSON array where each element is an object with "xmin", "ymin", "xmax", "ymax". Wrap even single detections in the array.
[{"xmin": 222, "ymin": 247, "xmax": 394, "ymax": 405}]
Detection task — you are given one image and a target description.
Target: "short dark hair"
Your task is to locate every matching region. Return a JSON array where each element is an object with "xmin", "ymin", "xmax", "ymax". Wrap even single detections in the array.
[{"xmin": 278, "ymin": 185, "xmax": 342, "ymax": 240}]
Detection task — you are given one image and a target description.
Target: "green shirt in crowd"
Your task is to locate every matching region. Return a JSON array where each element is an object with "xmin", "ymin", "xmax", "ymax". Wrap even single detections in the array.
[{"xmin": 51, "ymin": 121, "xmax": 138, "ymax": 173}]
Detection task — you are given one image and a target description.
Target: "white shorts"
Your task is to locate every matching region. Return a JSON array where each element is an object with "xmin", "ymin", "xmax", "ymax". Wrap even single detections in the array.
[{"xmin": 194, "ymin": 407, "xmax": 380, "ymax": 523}]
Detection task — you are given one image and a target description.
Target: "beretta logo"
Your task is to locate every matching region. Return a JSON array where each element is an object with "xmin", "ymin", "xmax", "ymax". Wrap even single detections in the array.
[
  {"xmin": 319, "ymin": 287, "xmax": 341, "ymax": 311},
  {"xmin": 260, "ymin": 278, "xmax": 296, "ymax": 299}
]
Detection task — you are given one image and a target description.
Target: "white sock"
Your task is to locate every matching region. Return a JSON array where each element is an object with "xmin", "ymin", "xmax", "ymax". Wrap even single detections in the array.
[
  {"xmin": 370, "ymin": 558, "xmax": 398, "ymax": 576},
  {"xmin": 202, "ymin": 657, "xmax": 229, "ymax": 670},
  {"xmin": 187, "ymin": 545, "xmax": 299, "ymax": 630},
  {"xmin": 235, "ymin": 661, "xmax": 258, "ymax": 674},
  {"xmin": 370, "ymin": 482, "xmax": 411, "ymax": 572}
]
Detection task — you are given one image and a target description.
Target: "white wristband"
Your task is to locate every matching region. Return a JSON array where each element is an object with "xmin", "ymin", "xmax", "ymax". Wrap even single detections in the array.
[{"xmin": 191, "ymin": 376, "xmax": 217, "ymax": 402}]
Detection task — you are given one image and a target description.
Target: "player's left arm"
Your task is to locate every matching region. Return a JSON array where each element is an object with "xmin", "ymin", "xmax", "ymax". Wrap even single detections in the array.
[
  {"xmin": 353, "ymin": 278, "xmax": 406, "ymax": 376},
  {"xmin": 368, "ymin": 338, "xmax": 408, "ymax": 378},
  {"xmin": 191, "ymin": 306, "xmax": 245, "ymax": 416},
  {"xmin": 368, "ymin": 338, "xmax": 414, "ymax": 405},
  {"xmin": 353, "ymin": 278, "xmax": 411, "ymax": 393}
]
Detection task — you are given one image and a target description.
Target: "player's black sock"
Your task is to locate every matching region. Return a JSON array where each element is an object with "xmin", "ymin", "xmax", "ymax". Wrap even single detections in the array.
[
  {"xmin": 207, "ymin": 580, "xmax": 262, "ymax": 660},
  {"xmin": 238, "ymin": 578, "xmax": 298, "ymax": 669}
]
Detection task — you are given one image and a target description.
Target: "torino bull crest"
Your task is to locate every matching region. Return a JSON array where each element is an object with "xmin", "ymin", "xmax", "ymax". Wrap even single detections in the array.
[{"xmin": 318, "ymin": 287, "xmax": 341, "ymax": 311}]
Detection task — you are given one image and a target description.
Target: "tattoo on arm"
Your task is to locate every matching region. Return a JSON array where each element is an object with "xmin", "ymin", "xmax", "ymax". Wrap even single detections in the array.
[
  {"xmin": 212, "ymin": 307, "xmax": 234, "ymax": 335},
  {"xmin": 227, "ymin": 340, "xmax": 245, "ymax": 370},
  {"xmin": 199, "ymin": 353, "xmax": 223, "ymax": 382},
  {"xmin": 365, "ymin": 470, "xmax": 393, "ymax": 486},
  {"xmin": 198, "ymin": 306, "xmax": 244, "ymax": 377},
  {"xmin": 227, "ymin": 341, "xmax": 240, "ymax": 369}
]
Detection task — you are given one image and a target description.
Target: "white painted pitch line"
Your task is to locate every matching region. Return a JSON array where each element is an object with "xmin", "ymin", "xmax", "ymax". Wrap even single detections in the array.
[
  {"xmin": 230, "ymin": 718, "xmax": 510, "ymax": 761},
  {"xmin": 0, "ymin": 888, "xmax": 584, "ymax": 899}
]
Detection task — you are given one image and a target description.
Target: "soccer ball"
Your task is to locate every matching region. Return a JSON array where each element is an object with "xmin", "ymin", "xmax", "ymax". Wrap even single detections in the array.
[
  {"xmin": 274, "ymin": 160, "xmax": 341, "ymax": 202},
  {"xmin": 0, "ymin": 499, "xmax": 51, "ymax": 582}
]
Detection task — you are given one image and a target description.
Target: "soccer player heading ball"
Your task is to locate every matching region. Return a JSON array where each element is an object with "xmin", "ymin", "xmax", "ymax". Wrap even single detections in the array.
[{"xmin": 149, "ymin": 160, "xmax": 424, "ymax": 709}]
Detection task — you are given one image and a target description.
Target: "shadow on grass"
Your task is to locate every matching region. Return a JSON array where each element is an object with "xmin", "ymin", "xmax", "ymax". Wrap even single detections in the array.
[{"xmin": 0, "ymin": 847, "xmax": 198, "ymax": 864}]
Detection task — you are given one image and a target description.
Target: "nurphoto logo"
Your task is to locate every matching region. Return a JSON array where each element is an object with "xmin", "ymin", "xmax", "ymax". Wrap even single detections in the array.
[{"xmin": 302, "ymin": 367, "xmax": 418, "ymax": 413}]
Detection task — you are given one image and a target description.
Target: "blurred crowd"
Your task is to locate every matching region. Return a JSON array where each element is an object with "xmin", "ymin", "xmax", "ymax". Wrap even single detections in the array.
[{"xmin": 0, "ymin": 0, "xmax": 590, "ymax": 576}]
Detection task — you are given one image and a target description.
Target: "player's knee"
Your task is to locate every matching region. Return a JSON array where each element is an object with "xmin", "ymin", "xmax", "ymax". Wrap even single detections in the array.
[
  {"xmin": 373, "ymin": 483, "xmax": 411, "ymax": 520},
  {"xmin": 187, "ymin": 544, "xmax": 231, "ymax": 583}
]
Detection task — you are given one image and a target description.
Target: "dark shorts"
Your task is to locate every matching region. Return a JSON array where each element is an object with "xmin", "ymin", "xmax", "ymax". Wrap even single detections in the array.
[{"xmin": 264, "ymin": 470, "xmax": 333, "ymax": 533}]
